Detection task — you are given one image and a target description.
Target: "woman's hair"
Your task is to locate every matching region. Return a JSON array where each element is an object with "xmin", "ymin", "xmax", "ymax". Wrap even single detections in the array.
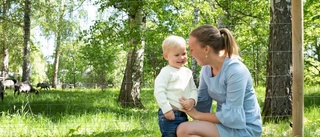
[
  {"xmin": 190, "ymin": 25, "xmax": 239, "ymax": 57},
  {"xmin": 162, "ymin": 35, "xmax": 186, "ymax": 54}
]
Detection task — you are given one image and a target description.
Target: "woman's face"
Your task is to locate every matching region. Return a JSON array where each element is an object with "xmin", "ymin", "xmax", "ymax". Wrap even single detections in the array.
[{"xmin": 188, "ymin": 36, "xmax": 207, "ymax": 66}]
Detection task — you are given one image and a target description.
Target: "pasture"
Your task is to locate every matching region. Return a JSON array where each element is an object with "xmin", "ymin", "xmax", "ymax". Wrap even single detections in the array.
[{"xmin": 0, "ymin": 86, "xmax": 319, "ymax": 137}]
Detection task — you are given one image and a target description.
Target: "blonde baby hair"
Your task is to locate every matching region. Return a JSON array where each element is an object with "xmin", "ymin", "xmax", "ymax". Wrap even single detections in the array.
[{"xmin": 162, "ymin": 35, "xmax": 186, "ymax": 54}]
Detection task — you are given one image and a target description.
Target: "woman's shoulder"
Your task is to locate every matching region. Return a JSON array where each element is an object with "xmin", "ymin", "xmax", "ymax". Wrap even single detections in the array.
[
  {"xmin": 200, "ymin": 65, "xmax": 211, "ymax": 71},
  {"xmin": 223, "ymin": 57, "xmax": 250, "ymax": 75},
  {"xmin": 224, "ymin": 57, "xmax": 246, "ymax": 68},
  {"xmin": 199, "ymin": 65, "xmax": 211, "ymax": 74}
]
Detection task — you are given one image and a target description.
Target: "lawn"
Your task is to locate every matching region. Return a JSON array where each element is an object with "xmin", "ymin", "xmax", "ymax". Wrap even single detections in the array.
[{"xmin": 0, "ymin": 85, "xmax": 319, "ymax": 137}]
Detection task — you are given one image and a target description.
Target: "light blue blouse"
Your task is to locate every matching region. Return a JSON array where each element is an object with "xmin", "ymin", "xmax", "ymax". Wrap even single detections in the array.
[{"xmin": 195, "ymin": 57, "xmax": 262, "ymax": 137}]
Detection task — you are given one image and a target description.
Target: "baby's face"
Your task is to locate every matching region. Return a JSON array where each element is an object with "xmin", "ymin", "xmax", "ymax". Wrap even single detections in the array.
[{"xmin": 165, "ymin": 45, "xmax": 188, "ymax": 69}]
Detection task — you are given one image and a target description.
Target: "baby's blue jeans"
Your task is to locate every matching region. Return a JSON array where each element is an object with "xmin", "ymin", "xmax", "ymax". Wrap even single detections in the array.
[{"xmin": 158, "ymin": 108, "xmax": 188, "ymax": 137}]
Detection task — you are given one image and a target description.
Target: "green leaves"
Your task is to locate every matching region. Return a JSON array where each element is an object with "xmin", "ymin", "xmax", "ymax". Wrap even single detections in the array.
[{"xmin": 304, "ymin": 0, "xmax": 320, "ymax": 84}]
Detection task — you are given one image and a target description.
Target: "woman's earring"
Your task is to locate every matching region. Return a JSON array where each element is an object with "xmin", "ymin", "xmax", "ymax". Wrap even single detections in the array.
[{"xmin": 205, "ymin": 55, "xmax": 208, "ymax": 58}]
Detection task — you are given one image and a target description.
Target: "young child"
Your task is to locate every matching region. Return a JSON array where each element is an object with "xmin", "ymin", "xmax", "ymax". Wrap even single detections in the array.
[{"xmin": 154, "ymin": 35, "xmax": 198, "ymax": 137}]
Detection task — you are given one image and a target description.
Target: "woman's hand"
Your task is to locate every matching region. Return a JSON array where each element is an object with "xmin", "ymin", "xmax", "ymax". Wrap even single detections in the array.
[
  {"xmin": 179, "ymin": 97, "xmax": 199, "ymax": 120},
  {"xmin": 178, "ymin": 107, "xmax": 198, "ymax": 120}
]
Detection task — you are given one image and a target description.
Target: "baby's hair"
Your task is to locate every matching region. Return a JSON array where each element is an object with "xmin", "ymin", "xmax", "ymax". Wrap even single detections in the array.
[{"xmin": 162, "ymin": 35, "xmax": 186, "ymax": 54}]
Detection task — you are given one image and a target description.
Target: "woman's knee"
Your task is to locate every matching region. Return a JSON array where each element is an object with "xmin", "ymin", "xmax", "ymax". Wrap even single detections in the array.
[{"xmin": 176, "ymin": 122, "xmax": 188, "ymax": 136}]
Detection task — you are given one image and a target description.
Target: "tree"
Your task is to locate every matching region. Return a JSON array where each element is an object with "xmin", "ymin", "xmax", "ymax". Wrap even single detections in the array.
[
  {"xmin": 191, "ymin": 2, "xmax": 200, "ymax": 87},
  {"xmin": 117, "ymin": 1, "xmax": 146, "ymax": 108},
  {"xmin": 262, "ymin": 0, "xmax": 292, "ymax": 122},
  {"xmin": 22, "ymin": 0, "xmax": 31, "ymax": 81},
  {"xmin": 1, "ymin": 0, "xmax": 10, "ymax": 79},
  {"xmin": 35, "ymin": 0, "xmax": 85, "ymax": 88},
  {"xmin": 1, "ymin": 0, "xmax": 27, "ymax": 81},
  {"xmin": 212, "ymin": 0, "xmax": 270, "ymax": 86},
  {"xmin": 78, "ymin": 19, "xmax": 122, "ymax": 89},
  {"xmin": 51, "ymin": 10, "xmax": 64, "ymax": 88}
]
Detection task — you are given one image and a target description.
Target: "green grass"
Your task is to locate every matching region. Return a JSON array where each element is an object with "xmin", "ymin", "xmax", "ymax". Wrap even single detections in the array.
[
  {"xmin": 256, "ymin": 85, "xmax": 320, "ymax": 137},
  {"xmin": 0, "ymin": 85, "xmax": 319, "ymax": 137}
]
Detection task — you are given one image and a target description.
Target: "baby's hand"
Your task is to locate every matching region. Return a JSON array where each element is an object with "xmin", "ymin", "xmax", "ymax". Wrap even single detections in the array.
[
  {"xmin": 179, "ymin": 97, "xmax": 195, "ymax": 111},
  {"xmin": 164, "ymin": 110, "xmax": 175, "ymax": 120}
]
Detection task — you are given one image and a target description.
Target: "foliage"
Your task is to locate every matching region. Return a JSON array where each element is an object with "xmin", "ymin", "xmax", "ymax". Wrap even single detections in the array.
[
  {"xmin": 55, "ymin": 41, "xmax": 86, "ymax": 84},
  {"xmin": 78, "ymin": 17, "xmax": 124, "ymax": 87},
  {"xmin": 304, "ymin": 58, "xmax": 320, "ymax": 85},
  {"xmin": 212, "ymin": 0, "xmax": 270, "ymax": 86},
  {"xmin": 95, "ymin": 0, "xmax": 271, "ymax": 87},
  {"xmin": 1, "ymin": 0, "xmax": 317, "ymax": 89},
  {"xmin": 29, "ymin": 43, "xmax": 48, "ymax": 84},
  {"xmin": 304, "ymin": 0, "xmax": 320, "ymax": 85},
  {"xmin": 0, "ymin": 0, "xmax": 24, "ymax": 77},
  {"xmin": 34, "ymin": 0, "xmax": 85, "ymax": 41},
  {"xmin": 0, "ymin": 1, "xmax": 319, "ymax": 135}
]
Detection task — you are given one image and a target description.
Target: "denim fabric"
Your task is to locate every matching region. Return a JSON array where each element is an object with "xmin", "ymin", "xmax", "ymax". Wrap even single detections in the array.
[{"xmin": 158, "ymin": 109, "xmax": 188, "ymax": 137}]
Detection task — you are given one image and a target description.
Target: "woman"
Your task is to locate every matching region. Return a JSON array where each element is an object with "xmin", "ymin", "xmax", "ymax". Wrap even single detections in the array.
[{"xmin": 177, "ymin": 25, "xmax": 262, "ymax": 137}]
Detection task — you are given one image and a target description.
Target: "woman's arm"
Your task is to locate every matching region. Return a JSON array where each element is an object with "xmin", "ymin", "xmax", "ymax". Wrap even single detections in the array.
[
  {"xmin": 178, "ymin": 103, "xmax": 221, "ymax": 123},
  {"xmin": 194, "ymin": 67, "xmax": 213, "ymax": 112}
]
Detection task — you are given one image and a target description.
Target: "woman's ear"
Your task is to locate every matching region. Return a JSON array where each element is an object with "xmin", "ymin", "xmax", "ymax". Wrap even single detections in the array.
[{"xmin": 205, "ymin": 45, "xmax": 210, "ymax": 55}]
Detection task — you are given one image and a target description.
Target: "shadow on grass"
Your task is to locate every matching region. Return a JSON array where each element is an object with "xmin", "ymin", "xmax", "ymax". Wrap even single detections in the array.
[
  {"xmin": 304, "ymin": 91, "xmax": 320, "ymax": 110},
  {"xmin": 253, "ymin": 86, "xmax": 320, "ymax": 111},
  {"xmin": 0, "ymin": 89, "xmax": 154, "ymax": 123},
  {"xmin": 69, "ymin": 129, "xmax": 157, "ymax": 137}
]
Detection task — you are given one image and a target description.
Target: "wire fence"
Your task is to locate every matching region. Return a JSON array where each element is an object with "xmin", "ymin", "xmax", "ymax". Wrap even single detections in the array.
[{"xmin": 0, "ymin": 0, "xmax": 318, "ymax": 136}]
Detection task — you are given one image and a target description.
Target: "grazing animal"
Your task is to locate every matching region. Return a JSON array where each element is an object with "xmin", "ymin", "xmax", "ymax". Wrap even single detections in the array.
[
  {"xmin": 36, "ymin": 82, "xmax": 50, "ymax": 90},
  {"xmin": 14, "ymin": 81, "xmax": 39, "ymax": 96},
  {"xmin": 1, "ymin": 79, "xmax": 16, "ymax": 91}
]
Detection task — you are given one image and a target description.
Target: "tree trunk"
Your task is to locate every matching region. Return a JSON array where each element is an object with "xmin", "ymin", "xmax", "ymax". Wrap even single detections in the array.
[
  {"xmin": 1, "ymin": 0, "xmax": 9, "ymax": 80},
  {"xmin": 22, "ymin": 0, "xmax": 31, "ymax": 82},
  {"xmin": 119, "ymin": 51, "xmax": 134, "ymax": 107},
  {"xmin": 191, "ymin": 6, "xmax": 200, "ymax": 87},
  {"xmin": 52, "ymin": 33, "xmax": 61, "ymax": 88},
  {"xmin": 51, "ymin": 10, "xmax": 64, "ymax": 88},
  {"xmin": 118, "ymin": 7, "xmax": 145, "ymax": 108},
  {"xmin": 253, "ymin": 43, "xmax": 260, "ymax": 86},
  {"xmin": 262, "ymin": 0, "xmax": 292, "ymax": 123}
]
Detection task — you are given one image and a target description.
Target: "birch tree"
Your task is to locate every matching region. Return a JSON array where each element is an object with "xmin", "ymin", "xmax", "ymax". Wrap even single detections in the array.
[
  {"xmin": 1, "ymin": 0, "xmax": 10, "ymax": 79},
  {"xmin": 36, "ymin": 0, "xmax": 85, "ymax": 88},
  {"xmin": 262, "ymin": 0, "xmax": 292, "ymax": 122},
  {"xmin": 22, "ymin": 0, "xmax": 31, "ymax": 81}
]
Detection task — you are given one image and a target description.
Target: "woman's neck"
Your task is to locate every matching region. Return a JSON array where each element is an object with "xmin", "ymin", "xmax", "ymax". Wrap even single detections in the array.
[{"xmin": 209, "ymin": 53, "xmax": 226, "ymax": 76}]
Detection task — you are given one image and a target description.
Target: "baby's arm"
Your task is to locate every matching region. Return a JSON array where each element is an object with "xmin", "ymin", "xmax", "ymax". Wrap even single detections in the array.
[
  {"xmin": 164, "ymin": 110, "xmax": 175, "ymax": 120},
  {"xmin": 180, "ymin": 72, "xmax": 198, "ymax": 111},
  {"xmin": 154, "ymin": 68, "xmax": 177, "ymax": 120}
]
